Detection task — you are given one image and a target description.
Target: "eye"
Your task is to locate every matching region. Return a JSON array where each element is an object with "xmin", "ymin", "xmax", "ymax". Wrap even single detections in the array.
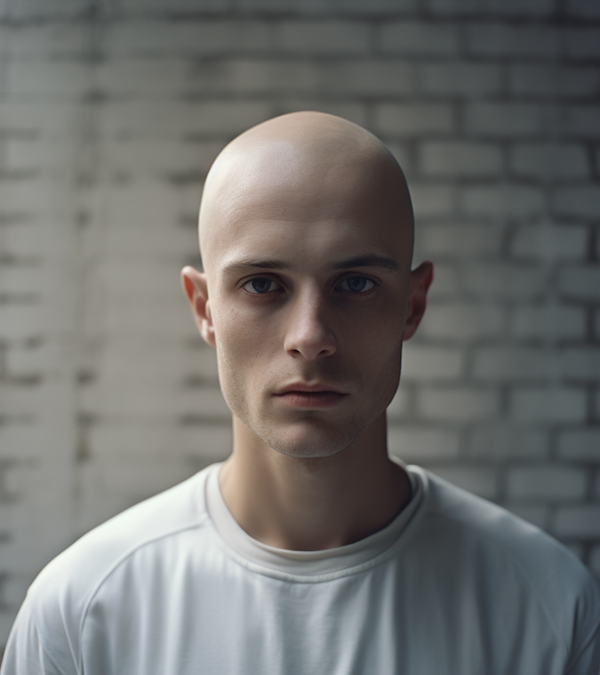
[
  {"xmin": 338, "ymin": 276, "xmax": 375, "ymax": 293},
  {"xmin": 243, "ymin": 277, "xmax": 282, "ymax": 294}
]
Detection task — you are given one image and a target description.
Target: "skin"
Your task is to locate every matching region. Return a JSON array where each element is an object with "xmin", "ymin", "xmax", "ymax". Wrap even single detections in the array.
[{"xmin": 182, "ymin": 111, "xmax": 433, "ymax": 551}]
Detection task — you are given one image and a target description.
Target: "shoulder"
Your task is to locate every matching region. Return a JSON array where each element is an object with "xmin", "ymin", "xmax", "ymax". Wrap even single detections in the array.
[
  {"xmin": 11, "ymin": 465, "xmax": 215, "ymax": 669},
  {"xmin": 408, "ymin": 466, "xmax": 600, "ymax": 661}
]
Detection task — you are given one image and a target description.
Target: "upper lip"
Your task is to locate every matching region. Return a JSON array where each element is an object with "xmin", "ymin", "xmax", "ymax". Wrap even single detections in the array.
[{"xmin": 276, "ymin": 382, "xmax": 347, "ymax": 395}]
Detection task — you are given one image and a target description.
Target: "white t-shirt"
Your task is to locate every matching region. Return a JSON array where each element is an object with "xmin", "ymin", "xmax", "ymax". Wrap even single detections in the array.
[{"xmin": 2, "ymin": 463, "xmax": 600, "ymax": 675}]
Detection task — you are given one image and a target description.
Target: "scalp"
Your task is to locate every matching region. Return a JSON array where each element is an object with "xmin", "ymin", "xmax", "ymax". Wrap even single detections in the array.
[{"xmin": 198, "ymin": 111, "xmax": 414, "ymax": 273}]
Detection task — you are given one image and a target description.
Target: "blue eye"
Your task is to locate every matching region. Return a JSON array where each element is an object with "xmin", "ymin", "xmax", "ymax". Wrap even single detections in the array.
[
  {"xmin": 339, "ymin": 277, "xmax": 375, "ymax": 293},
  {"xmin": 243, "ymin": 278, "xmax": 280, "ymax": 294}
]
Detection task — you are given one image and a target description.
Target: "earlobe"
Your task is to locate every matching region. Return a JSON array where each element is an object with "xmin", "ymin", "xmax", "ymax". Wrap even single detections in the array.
[
  {"xmin": 180, "ymin": 266, "xmax": 216, "ymax": 348},
  {"xmin": 402, "ymin": 261, "xmax": 434, "ymax": 342}
]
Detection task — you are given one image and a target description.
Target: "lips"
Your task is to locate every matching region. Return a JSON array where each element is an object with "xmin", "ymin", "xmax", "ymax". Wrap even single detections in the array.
[
  {"xmin": 274, "ymin": 382, "xmax": 348, "ymax": 408},
  {"xmin": 276, "ymin": 382, "xmax": 346, "ymax": 395}
]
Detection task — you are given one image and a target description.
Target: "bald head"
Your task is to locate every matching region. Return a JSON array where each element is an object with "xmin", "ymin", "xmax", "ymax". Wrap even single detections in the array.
[{"xmin": 198, "ymin": 111, "xmax": 414, "ymax": 274}]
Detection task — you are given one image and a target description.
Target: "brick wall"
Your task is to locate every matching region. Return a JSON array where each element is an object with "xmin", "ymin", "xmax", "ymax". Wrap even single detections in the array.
[{"xmin": 1, "ymin": 0, "xmax": 599, "ymax": 650}]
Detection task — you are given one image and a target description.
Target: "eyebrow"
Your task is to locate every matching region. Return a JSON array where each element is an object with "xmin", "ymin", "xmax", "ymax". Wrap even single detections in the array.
[{"xmin": 223, "ymin": 254, "xmax": 400, "ymax": 274}]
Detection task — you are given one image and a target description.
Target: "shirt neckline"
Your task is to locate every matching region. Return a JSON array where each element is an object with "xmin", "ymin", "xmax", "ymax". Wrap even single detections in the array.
[{"xmin": 204, "ymin": 459, "xmax": 427, "ymax": 578}]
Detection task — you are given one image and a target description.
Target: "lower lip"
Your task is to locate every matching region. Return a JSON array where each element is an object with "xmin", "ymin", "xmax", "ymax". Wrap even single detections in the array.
[{"xmin": 276, "ymin": 391, "xmax": 347, "ymax": 408}]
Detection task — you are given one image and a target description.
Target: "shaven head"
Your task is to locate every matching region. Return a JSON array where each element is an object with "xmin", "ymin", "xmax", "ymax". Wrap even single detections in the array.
[{"xmin": 198, "ymin": 111, "xmax": 414, "ymax": 277}]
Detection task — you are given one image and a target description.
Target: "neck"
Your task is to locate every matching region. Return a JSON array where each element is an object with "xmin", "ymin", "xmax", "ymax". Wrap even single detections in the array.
[{"xmin": 218, "ymin": 414, "xmax": 411, "ymax": 551}]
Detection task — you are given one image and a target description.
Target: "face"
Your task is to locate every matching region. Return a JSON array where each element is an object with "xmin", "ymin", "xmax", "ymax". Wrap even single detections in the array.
[{"xmin": 184, "ymin": 132, "xmax": 431, "ymax": 459}]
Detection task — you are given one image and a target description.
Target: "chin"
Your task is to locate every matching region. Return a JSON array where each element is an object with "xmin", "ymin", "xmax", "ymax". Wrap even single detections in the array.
[{"xmin": 254, "ymin": 418, "xmax": 369, "ymax": 459}]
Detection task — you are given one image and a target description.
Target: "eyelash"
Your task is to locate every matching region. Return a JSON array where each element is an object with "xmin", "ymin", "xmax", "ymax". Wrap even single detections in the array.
[{"xmin": 241, "ymin": 275, "xmax": 377, "ymax": 295}]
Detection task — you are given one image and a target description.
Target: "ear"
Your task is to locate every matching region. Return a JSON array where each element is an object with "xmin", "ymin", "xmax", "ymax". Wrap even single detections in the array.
[
  {"xmin": 181, "ymin": 266, "xmax": 216, "ymax": 347},
  {"xmin": 402, "ymin": 261, "xmax": 434, "ymax": 342}
]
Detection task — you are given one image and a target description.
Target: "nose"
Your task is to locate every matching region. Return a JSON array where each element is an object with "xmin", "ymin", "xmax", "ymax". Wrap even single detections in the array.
[{"xmin": 283, "ymin": 286, "xmax": 337, "ymax": 361}]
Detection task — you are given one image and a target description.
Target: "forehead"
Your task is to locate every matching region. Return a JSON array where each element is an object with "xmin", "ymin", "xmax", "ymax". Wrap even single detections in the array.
[{"xmin": 200, "ymin": 141, "xmax": 413, "ymax": 275}]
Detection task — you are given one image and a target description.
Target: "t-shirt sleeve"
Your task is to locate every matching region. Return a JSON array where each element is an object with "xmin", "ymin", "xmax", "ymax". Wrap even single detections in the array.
[
  {"xmin": 0, "ymin": 598, "xmax": 76, "ymax": 675},
  {"xmin": 565, "ymin": 619, "xmax": 600, "ymax": 675}
]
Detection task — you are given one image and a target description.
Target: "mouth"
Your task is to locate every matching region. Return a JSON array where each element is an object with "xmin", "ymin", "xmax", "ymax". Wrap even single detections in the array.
[{"xmin": 274, "ymin": 383, "xmax": 348, "ymax": 409}]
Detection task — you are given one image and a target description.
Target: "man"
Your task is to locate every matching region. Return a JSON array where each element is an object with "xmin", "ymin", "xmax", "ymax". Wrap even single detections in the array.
[{"xmin": 2, "ymin": 111, "xmax": 599, "ymax": 674}]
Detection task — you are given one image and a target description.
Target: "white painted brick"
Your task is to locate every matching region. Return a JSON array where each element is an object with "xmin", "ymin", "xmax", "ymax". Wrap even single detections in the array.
[
  {"xmin": 558, "ymin": 430, "xmax": 600, "ymax": 461},
  {"xmin": 510, "ymin": 387, "xmax": 587, "ymax": 423},
  {"xmin": 0, "ymin": 102, "xmax": 77, "ymax": 136},
  {"xmin": 506, "ymin": 505, "xmax": 548, "ymax": 529},
  {"xmin": 463, "ymin": 184, "xmax": 544, "ymax": 217},
  {"xmin": 409, "ymin": 184, "xmax": 455, "ymax": 218},
  {"xmin": 428, "ymin": 466, "xmax": 498, "ymax": 499},
  {"xmin": 589, "ymin": 545, "xmax": 600, "ymax": 578},
  {"xmin": 105, "ymin": 139, "xmax": 220, "ymax": 175},
  {"xmin": 554, "ymin": 505, "xmax": 600, "ymax": 538},
  {"xmin": 385, "ymin": 142, "xmax": 412, "ymax": 173},
  {"xmin": 100, "ymin": 101, "xmax": 272, "ymax": 138},
  {"xmin": 567, "ymin": 0, "xmax": 600, "ymax": 18},
  {"xmin": 274, "ymin": 101, "xmax": 368, "ymax": 128},
  {"xmin": 104, "ymin": 297, "xmax": 197, "ymax": 340},
  {"xmin": 419, "ymin": 302, "xmax": 504, "ymax": 340},
  {"xmin": 468, "ymin": 425, "xmax": 547, "ymax": 459},
  {"xmin": 0, "ymin": 265, "xmax": 44, "ymax": 296},
  {"xmin": 2, "ymin": 574, "xmax": 32, "ymax": 610},
  {"xmin": 106, "ymin": 20, "xmax": 271, "ymax": 55},
  {"xmin": 123, "ymin": 0, "xmax": 228, "ymax": 10},
  {"xmin": 275, "ymin": 21, "xmax": 370, "ymax": 55},
  {"xmin": 320, "ymin": 60, "xmax": 413, "ymax": 96},
  {"xmin": 558, "ymin": 266, "xmax": 600, "ymax": 300},
  {"xmin": 466, "ymin": 23, "xmax": 558, "ymax": 57},
  {"xmin": 554, "ymin": 187, "xmax": 600, "ymax": 219},
  {"xmin": 420, "ymin": 142, "xmax": 502, "ymax": 178},
  {"xmin": 98, "ymin": 259, "xmax": 187, "ymax": 301},
  {"xmin": 334, "ymin": 0, "xmax": 417, "ymax": 11},
  {"xmin": 427, "ymin": 0, "xmax": 554, "ymax": 17},
  {"xmin": 6, "ymin": 137, "xmax": 70, "ymax": 171},
  {"xmin": 566, "ymin": 28, "xmax": 600, "ymax": 59},
  {"xmin": 419, "ymin": 223, "xmax": 504, "ymax": 258},
  {"xmin": 100, "ymin": 180, "xmax": 199, "ymax": 230},
  {"xmin": 2, "ymin": 0, "xmax": 84, "ymax": 19},
  {"xmin": 473, "ymin": 347, "xmax": 551, "ymax": 382},
  {"xmin": 101, "ymin": 338, "xmax": 218, "ymax": 386},
  {"xmin": 388, "ymin": 426, "xmax": 460, "ymax": 461},
  {"xmin": 82, "ymin": 380, "xmax": 231, "ymax": 422},
  {"xmin": 507, "ymin": 466, "xmax": 587, "ymax": 500},
  {"xmin": 466, "ymin": 103, "xmax": 542, "ymax": 137},
  {"xmin": 2, "ymin": 24, "xmax": 88, "ymax": 57},
  {"xmin": 416, "ymin": 222, "xmax": 504, "ymax": 259},
  {"xmin": 106, "ymin": 221, "xmax": 198, "ymax": 260},
  {"xmin": 509, "ymin": 65, "xmax": 599, "ymax": 98},
  {"xmin": 188, "ymin": 60, "xmax": 320, "ymax": 96},
  {"xmin": 0, "ymin": 306, "xmax": 42, "ymax": 340},
  {"xmin": 418, "ymin": 63, "xmax": 502, "ymax": 96},
  {"xmin": 387, "ymin": 386, "xmax": 410, "ymax": 421},
  {"xmin": 510, "ymin": 303, "xmax": 586, "ymax": 340},
  {"xmin": 96, "ymin": 59, "xmax": 189, "ymax": 96},
  {"xmin": 424, "ymin": 262, "xmax": 460, "ymax": 299},
  {"xmin": 8, "ymin": 61, "xmax": 92, "ymax": 98},
  {"xmin": 418, "ymin": 386, "xmax": 499, "ymax": 421},
  {"xmin": 563, "ymin": 106, "xmax": 600, "ymax": 139},
  {"xmin": 0, "ymin": 427, "xmax": 44, "ymax": 461},
  {"xmin": 512, "ymin": 223, "xmax": 587, "ymax": 262},
  {"xmin": 379, "ymin": 22, "xmax": 460, "ymax": 56},
  {"xmin": 0, "ymin": 178, "xmax": 58, "ymax": 217},
  {"xmin": 462, "ymin": 262, "xmax": 547, "ymax": 299},
  {"xmin": 559, "ymin": 348, "xmax": 600, "ymax": 381},
  {"xmin": 401, "ymin": 344, "xmax": 465, "ymax": 381},
  {"xmin": 0, "ymin": 382, "xmax": 48, "ymax": 417},
  {"xmin": 6, "ymin": 342, "xmax": 62, "ymax": 379},
  {"xmin": 510, "ymin": 143, "xmax": 588, "ymax": 180},
  {"xmin": 375, "ymin": 103, "xmax": 455, "ymax": 136},
  {"xmin": 89, "ymin": 422, "xmax": 232, "ymax": 463}
]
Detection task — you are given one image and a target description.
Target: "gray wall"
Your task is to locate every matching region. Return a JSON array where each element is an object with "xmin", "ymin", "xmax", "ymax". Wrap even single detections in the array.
[{"xmin": 1, "ymin": 0, "xmax": 599, "ymax": 649}]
